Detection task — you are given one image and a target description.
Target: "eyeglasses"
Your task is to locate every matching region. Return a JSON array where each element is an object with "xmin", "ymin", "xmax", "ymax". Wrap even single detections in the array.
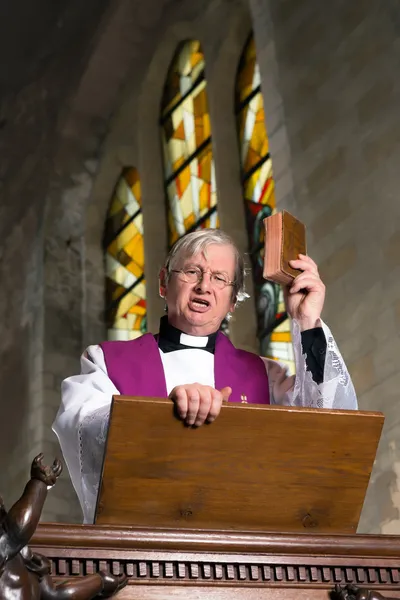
[{"xmin": 171, "ymin": 267, "xmax": 235, "ymax": 290}]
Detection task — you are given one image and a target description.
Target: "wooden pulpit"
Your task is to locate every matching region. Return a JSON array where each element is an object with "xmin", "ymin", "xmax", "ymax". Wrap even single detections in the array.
[
  {"xmin": 95, "ymin": 397, "xmax": 383, "ymax": 534},
  {"xmin": 31, "ymin": 398, "xmax": 400, "ymax": 600}
]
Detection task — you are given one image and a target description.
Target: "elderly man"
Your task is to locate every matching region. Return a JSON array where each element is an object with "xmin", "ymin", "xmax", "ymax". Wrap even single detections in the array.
[{"xmin": 53, "ymin": 229, "xmax": 357, "ymax": 522}]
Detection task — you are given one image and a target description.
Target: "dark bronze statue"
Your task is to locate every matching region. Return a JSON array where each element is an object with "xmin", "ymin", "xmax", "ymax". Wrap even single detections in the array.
[
  {"xmin": 0, "ymin": 453, "xmax": 127, "ymax": 599},
  {"xmin": 335, "ymin": 584, "xmax": 397, "ymax": 600}
]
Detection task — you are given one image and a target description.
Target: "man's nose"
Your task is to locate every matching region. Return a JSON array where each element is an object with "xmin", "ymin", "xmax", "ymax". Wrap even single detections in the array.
[{"xmin": 195, "ymin": 271, "xmax": 212, "ymax": 291}]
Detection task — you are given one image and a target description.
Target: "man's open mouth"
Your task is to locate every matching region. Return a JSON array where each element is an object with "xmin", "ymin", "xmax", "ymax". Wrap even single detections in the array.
[{"xmin": 190, "ymin": 298, "xmax": 210, "ymax": 310}]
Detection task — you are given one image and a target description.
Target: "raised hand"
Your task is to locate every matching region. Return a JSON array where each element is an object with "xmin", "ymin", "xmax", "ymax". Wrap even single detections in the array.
[
  {"xmin": 30, "ymin": 453, "xmax": 62, "ymax": 487},
  {"xmin": 284, "ymin": 254, "xmax": 325, "ymax": 331},
  {"xmin": 170, "ymin": 384, "xmax": 232, "ymax": 426}
]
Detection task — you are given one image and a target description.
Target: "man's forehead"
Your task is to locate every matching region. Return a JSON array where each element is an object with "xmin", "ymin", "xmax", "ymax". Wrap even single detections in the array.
[{"xmin": 182, "ymin": 244, "xmax": 235, "ymax": 266}]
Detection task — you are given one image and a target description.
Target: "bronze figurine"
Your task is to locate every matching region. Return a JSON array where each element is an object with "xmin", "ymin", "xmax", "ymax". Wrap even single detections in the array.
[
  {"xmin": 335, "ymin": 584, "xmax": 397, "ymax": 600},
  {"xmin": 0, "ymin": 453, "xmax": 127, "ymax": 599}
]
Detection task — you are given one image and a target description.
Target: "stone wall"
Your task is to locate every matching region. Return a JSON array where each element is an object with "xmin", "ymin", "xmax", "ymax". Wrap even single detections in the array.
[
  {"xmin": 257, "ymin": 0, "xmax": 400, "ymax": 533},
  {"xmin": 0, "ymin": 0, "xmax": 113, "ymax": 516}
]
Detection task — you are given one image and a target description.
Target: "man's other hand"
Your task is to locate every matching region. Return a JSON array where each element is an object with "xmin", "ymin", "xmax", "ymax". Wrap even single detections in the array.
[
  {"xmin": 284, "ymin": 254, "xmax": 325, "ymax": 331},
  {"xmin": 169, "ymin": 384, "xmax": 232, "ymax": 426}
]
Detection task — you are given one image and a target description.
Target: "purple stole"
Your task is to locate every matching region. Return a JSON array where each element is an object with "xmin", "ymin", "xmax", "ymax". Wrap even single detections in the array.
[{"xmin": 100, "ymin": 332, "xmax": 270, "ymax": 404}]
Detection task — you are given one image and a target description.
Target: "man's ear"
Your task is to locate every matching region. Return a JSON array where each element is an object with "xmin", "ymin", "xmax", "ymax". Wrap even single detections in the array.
[{"xmin": 159, "ymin": 267, "xmax": 168, "ymax": 298}]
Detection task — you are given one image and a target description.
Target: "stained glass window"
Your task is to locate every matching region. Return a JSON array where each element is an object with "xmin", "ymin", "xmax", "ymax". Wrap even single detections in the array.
[
  {"xmin": 235, "ymin": 34, "xmax": 294, "ymax": 373},
  {"xmin": 103, "ymin": 167, "xmax": 147, "ymax": 341},
  {"xmin": 160, "ymin": 40, "xmax": 219, "ymax": 247}
]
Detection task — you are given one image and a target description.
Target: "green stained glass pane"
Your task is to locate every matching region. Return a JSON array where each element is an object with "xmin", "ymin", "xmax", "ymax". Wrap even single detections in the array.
[{"xmin": 104, "ymin": 168, "xmax": 147, "ymax": 340}]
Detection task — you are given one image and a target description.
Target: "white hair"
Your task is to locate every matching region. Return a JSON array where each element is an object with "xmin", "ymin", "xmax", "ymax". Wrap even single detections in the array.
[{"xmin": 163, "ymin": 229, "xmax": 249, "ymax": 306}]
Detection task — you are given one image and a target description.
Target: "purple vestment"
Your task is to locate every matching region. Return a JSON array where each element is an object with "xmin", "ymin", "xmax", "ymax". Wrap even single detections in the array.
[{"xmin": 100, "ymin": 332, "xmax": 270, "ymax": 404}]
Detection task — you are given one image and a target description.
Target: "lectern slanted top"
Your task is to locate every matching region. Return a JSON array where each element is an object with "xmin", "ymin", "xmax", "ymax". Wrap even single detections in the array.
[{"xmin": 95, "ymin": 397, "xmax": 383, "ymax": 534}]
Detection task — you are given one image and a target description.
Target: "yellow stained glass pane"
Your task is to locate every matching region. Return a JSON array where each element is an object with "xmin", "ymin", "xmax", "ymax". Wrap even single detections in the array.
[
  {"xmin": 235, "ymin": 36, "xmax": 261, "ymax": 106},
  {"xmin": 244, "ymin": 162, "xmax": 275, "ymax": 206},
  {"xmin": 162, "ymin": 41, "xmax": 218, "ymax": 246},
  {"xmin": 193, "ymin": 86, "xmax": 209, "ymax": 144},
  {"xmin": 115, "ymin": 286, "xmax": 145, "ymax": 321},
  {"xmin": 165, "ymin": 143, "xmax": 217, "ymax": 245},
  {"xmin": 180, "ymin": 183, "xmax": 194, "ymax": 219},
  {"xmin": 167, "ymin": 139, "xmax": 186, "ymax": 173},
  {"xmin": 111, "ymin": 221, "xmax": 137, "ymax": 252},
  {"xmin": 162, "ymin": 41, "xmax": 220, "ymax": 283},
  {"xmin": 236, "ymin": 34, "xmax": 293, "ymax": 363},
  {"xmin": 270, "ymin": 331, "xmax": 292, "ymax": 343},
  {"xmin": 124, "ymin": 232, "xmax": 144, "ymax": 265},
  {"xmin": 108, "ymin": 263, "xmax": 135, "ymax": 292},
  {"xmin": 274, "ymin": 320, "xmax": 289, "ymax": 334},
  {"xmin": 129, "ymin": 303, "xmax": 146, "ymax": 316},
  {"xmin": 105, "ymin": 168, "xmax": 142, "ymax": 244},
  {"xmin": 276, "ymin": 298, "xmax": 286, "ymax": 316},
  {"xmin": 104, "ymin": 169, "xmax": 147, "ymax": 340},
  {"xmin": 209, "ymin": 211, "xmax": 219, "ymax": 228},
  {"xmin": 177, "ymin": 164, "xmax": 191, "ymax": 199},
  {"xmin": 106, "ymin": 214, "xmax": 144, "ymax": 281},
  {"xmin": 115, "ymin": 292, "xmax": 138, "ymax": 321},
  {"xmin": 198, "ymin": 148, "xmax": 212, "ymax": 184},
  {"xmin": 237, "ymin": 92, "xmax": 269, "ymax": 172},
  {"xmin": 163, "ymin": 80, "xmax": 210, "ymax": 178},
  {"xmin": 184, "ymin": 213, "xmax": 196, "ymax": 230},
  {"xmin": 108, "ymin": 197, "xmax": 124, "ymax": 219},
  {"xmin": 199, "ymin": 179, "xmax": 210, "ymax": 211},
  {"xmin": 161, "ymin": 41, "xmax": 205, "ymax": 118}
]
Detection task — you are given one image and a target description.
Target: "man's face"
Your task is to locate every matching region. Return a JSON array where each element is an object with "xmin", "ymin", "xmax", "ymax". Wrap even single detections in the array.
[{"xmin": 160, "ymin": 243, "xmax": 236, "ymax": 336}]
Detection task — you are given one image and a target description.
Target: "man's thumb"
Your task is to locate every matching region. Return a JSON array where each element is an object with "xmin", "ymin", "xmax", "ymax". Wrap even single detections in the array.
[{"xmin": 220, "ymin": 386, "xmax": 232, "ymax": 402}]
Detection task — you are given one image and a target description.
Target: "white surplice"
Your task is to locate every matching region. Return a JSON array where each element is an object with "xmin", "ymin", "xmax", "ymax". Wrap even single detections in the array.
[{"xmin": 52, "ymin": 319, "xmax": 357, "ymax": 523}]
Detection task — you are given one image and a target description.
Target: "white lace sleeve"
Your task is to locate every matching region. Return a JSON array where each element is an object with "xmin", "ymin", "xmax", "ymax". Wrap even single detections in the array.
[
  {"xmin": 290, "ymin": 319, "xmax": 357, "ymax": 409},
  {"xmin": 264, "ymin": 320, "xmax": 358, "ymax": 410},
  {"xmin": 52, "ymin": 345, "xmax": 118, "ymax": 523}
]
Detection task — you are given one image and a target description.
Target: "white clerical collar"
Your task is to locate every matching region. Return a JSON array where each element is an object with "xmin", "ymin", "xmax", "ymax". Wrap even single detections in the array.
[
  {"xmin": 179, "ymin": 332, "xmax": 209, "ymax": 347},
  {"xmin": 158, "ymin": 316, "xmax": 217, "ymax": 353}
]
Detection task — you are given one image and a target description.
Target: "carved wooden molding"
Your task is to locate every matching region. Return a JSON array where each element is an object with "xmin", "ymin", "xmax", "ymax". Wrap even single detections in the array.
[
  {"xmin": 31, "ymin": 525, "xmax": 400, "ymax": 589},
  {"xmin": 37, "ymin": 558, "xmax": 400, "ymax": 588},
  {"xmin": 32, "ymin": 524, "xmax": 400, "ymax": 556}
]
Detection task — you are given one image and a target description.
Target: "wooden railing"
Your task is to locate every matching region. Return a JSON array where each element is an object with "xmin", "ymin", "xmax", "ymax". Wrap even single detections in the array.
[{"xmin": 32, "ymin": 524, "xmax": 400, "ymax": 599}]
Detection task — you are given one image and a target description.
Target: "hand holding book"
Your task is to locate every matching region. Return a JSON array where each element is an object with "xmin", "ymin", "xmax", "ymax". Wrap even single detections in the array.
[
  {"xmin": 284, "ymin": 254, "xmax": 325, "ymax": 331},
  {"xmin": 263, "ymin": 211, "xmax": 326, "ymax": 331}
]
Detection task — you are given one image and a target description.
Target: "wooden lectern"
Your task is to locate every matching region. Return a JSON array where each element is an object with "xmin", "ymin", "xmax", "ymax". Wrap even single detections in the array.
[
  {"xmin": 31, "ymin": 398, "xmax": 400, "ymax": 600},
  {"xmin": 95, "ymin": 397, "xmax": 383, "ymax": 534}
]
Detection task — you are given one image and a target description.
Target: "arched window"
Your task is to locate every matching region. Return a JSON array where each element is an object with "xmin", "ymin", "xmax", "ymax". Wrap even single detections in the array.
[
  {"xmin": 103, "ymin": 167, "xmax": 146, "ymax": 340},
  {"xmin": 235, "ymin": 34, "xmax": 294, "ymax": 372},
  {"xmin": 160, "ymin": 40, "xmax": 219, "ymax": 247}
]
